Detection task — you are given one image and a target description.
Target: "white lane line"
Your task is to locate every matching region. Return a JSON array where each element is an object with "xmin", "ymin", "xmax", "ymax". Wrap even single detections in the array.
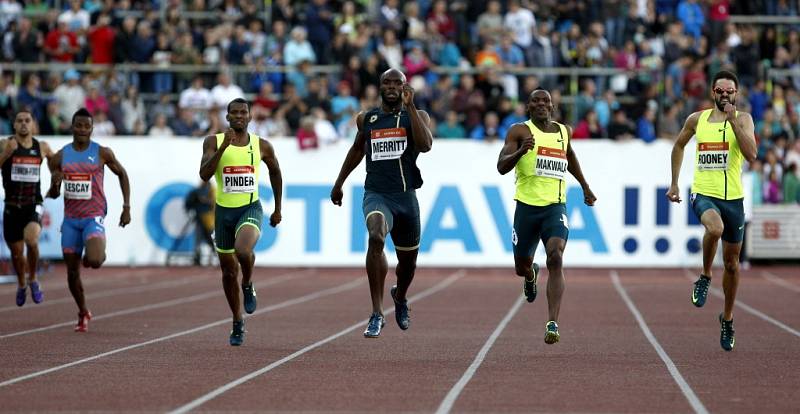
[
  {"xmin": 612, "ymin": 270, "xmax": 709, "ymax": 414},
  {"xmin": 683, "ymin": 270, "xmax": 800, "ymax": 338},
  {"xmin": 0, "ymin": 275, "xmax": 362, "ymax": 388},
  {"xmin": 436, "ymin": 295, "xmax": 524, "ymax": 414},
  {"xmin": 0, "ymin": 273, "xmax": 215, "ymax": 313},
  {"xmin": 0, "ymin": 270, "xmax": 313, "ymax": 338},
  {"xmin": 761, "ymin": 271, "xmax": 800, "ymax": 293},
  {"xmin": 0, "ymin": 268, "xmax": 154, "ymax": 294},
  {"xmin": 168, "ymin": 270, "xmax": 466, "ymax": 414}
]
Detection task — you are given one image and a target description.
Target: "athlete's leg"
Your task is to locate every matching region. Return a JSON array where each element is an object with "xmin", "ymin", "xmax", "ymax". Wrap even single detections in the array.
[
  {"xmin": 544, "ymin": 237, "xmax": 567, "ymax": 322},
  {"xmin": 64, "ymin": 253, "xmax": 87, "ymax": 314},
  {"xmin": 234, "ymin": 226, "xmax": 258, "ymax": 286},
  {"xmin": 83, "ymin": 236, "xmax": 106, "ymax": 269},
  {"xmin": 218, "ymin": 252, "xmax": 242, "ymax": 320},
  {"xmin": 23, "ymin": 222, "xmax": 42, "ymax": 283},
  {"xmin": 700, "ymin": 209, "xmax": 724, "ymax": 278},
  {"xmin": 394, "ymin": 248, "xmax": 418, "ymax": 301},
  {"xmin": 514, "ymin": 256, "xmax": 534, "ymax": 278},
  {"xmin": 720, "ymin": 241, "xmax": 741, "ymax": 321},
  {"xmin": 366, "ymin": 212, "xmax": 389, "ymax": 315},
  {"xmin": 7, "ymin": 240, "xmax": 26, "ymax": 288}
]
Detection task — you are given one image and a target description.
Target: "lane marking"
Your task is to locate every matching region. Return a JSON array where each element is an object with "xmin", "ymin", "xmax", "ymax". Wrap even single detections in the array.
[
  {"xmin": 0, "ymin": 274, "xmax": 361, "ymax": 388},
  {"xmin": 612, "ymin": 270, "xmax": 709, "ymax": 414},
  {"xmin": 436, "ymin": 295, "xmax": 524, "ymax": 414},
  {"xmin": 168, "ymin": 270, "xmax": 466, "ymax": 414}
]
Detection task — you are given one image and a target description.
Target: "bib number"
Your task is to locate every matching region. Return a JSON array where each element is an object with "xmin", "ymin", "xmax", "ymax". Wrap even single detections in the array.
[
  {"xmin": 222, "ymin": 165, "xmax": 256, "ymax": 193},
  {"xmin": 697, "ymin": 142, "xmax": 729, "ymax": 171},
  {"xmin": 534, "ymin": 147, "xmax": 568, "ymax": 180},
  {"xmin": 10, "ymin": 156, "xmax": 41, "ymax": 183},
  {"xmin": 370, "ymin": 128, "xmax": 407, "ymax": 161},
  {"xmin": 64, "ymin": 173, "xmax": 92, "ymax": 200}
]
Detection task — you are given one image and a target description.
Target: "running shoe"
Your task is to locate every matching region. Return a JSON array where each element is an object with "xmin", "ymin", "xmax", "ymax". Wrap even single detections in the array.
[
  {"xmin": 390, "ymin": 285, "xmax": 410, "ymax": 330},
  {"xmin": 692, "ymin": 275, "xmax": 711, "ymax": 307},
  {"xmin": 523, "ymin": 263, "xmax": 539, "ymax": 303},
  {"xmin": 242, "ymin": 282, "xmax": 257, "ymax": 314},
  {"xmin": 75, "ymin": 310, "xmax": 92, "ymax": 333},
  {"xmin": 544, "ymin": 320, "xmax": 560, "ymax": 344},
  {"xmin": 363, "ymin": 313, "xmax": 385, "ymax": 338},
  {"xmin": 719, "ymin": 313, "xmax": 735, "ymax": 351},
  {"xmin": 30, "ymin": 281, "xmax": 43, "ymax": 304},
  {"xmin": 229, "ymin": 320, "xmax": 245, "ymax": 346},
  {"xmin": 16, "ymin": 286, "xmax": 26, "ymax": 307}
]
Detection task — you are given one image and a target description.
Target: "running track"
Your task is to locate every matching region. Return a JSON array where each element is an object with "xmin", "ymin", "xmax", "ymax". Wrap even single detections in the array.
[{"xmin": 0, "ymin": 265, "xmax": 798, "ymax": 413}]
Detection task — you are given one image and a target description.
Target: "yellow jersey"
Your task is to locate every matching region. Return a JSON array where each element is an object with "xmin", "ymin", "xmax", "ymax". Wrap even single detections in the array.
[{"xmin": 514, "ymin": 120, "xmax": 570, "ymax": 206}]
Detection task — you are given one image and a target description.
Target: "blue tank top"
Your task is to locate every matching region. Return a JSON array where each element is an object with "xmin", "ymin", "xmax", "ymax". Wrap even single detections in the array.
[
  {"xmin": 362, "ymin": 108, "xmax": 422, "ymax": 193},
  {"xmin": 62, "ymin": 141, "xmax": 106, "ymax": 218}
]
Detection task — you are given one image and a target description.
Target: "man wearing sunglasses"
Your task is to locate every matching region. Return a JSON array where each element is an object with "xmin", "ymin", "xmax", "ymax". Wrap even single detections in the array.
[{"xmin": 666, "ymin": 70, "xmax": 757, "ymax": 351}]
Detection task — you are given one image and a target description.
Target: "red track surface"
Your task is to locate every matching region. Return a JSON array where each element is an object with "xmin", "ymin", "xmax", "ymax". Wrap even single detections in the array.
[{"xmin": 0, "ymin": 265, "xmax": 798, "ymax": 413}]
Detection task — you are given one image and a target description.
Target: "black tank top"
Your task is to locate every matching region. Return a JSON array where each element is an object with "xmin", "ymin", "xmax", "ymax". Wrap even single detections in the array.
[
  {"xmin": 2, "ymin": 138, "xmax": 43, "ymax": 205},
  {"xmin": 363, "ymin": 108, "xmax": 423, "ymax": 193}
]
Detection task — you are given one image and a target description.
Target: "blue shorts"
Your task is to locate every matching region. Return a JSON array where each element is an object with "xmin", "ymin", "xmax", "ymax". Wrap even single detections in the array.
[
  {"xmin": 512, "ymin": 201, "xmax": 569, "ymax": 257},
  {"xmin": 62, "ymin": 217, "xmax": 106, "ymax": 255},
  {"xmin": 691, "ymin": 193, "xmax": 745, "ymax": 243},
  {"xmin": 362, "ymin": 190, "xmax": 420, "ymax": 250}
]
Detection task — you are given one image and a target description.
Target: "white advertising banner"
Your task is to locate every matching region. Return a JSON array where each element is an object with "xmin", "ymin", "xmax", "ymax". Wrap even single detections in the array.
[{"xmin": 1, "ymin": 137, "xmax": 732, "ymax": 267}]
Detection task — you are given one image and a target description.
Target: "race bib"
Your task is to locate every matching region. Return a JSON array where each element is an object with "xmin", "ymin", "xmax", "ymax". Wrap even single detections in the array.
[
  {"xmin": 10, "ymin": 156, "xmax": 41, "ymax": 183},
  {"xmin": 534, "ymin": 147, "xmax": 568, "ymax": 180},
  {"xmin": 64, "ymin": 173, "xmax": 92, "ymax": 200},
  {"xmin": 370, "ymin": 128, "xmax": 407, "ymax": 161},
  {"xmin": 222, "ymin": 165, "xmax": 256, "ymax": 193},
  {"xmin": 697, "ymin": 142, "xmax": 729, "ymax": 171}
]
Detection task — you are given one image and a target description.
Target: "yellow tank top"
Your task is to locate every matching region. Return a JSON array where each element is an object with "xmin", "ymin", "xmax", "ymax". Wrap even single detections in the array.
[
  {"xmin": 514, "ymin": 120, "xmax": 569, "ymax": 206},
  {"xmin": 691, "ymin": 109, "xmax": 744, "ymax": 200},
  {"xmin": 214, "ymin": 133, "xmax": 261, "ymax": 208}
]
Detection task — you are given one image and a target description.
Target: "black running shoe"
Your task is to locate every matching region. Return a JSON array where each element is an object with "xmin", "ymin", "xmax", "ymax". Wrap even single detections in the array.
[
  {"xmin": 523, "ymin": 263, "xmax": 539, "ymax": 303},
  {"xmin": 692, "ymin": 275, "xmax": 711, "ymax": 307},
  {"xmin": 363, "ymin": 313, "xmax": 385, "ymax": 338},
  {"xmin": 390, "ymin": 285, "xmax": 410, "ymax": 330},
  {"xmin": 719, "ymin": 313, "xmax": 735, "ymax": 351},
  {"xmin": 242, "ymin": 282, "xmax": 257, "ymax": 314},
  {"xmin": 229, "ymin": 320, "xmax": 245, "ymax": 346}
]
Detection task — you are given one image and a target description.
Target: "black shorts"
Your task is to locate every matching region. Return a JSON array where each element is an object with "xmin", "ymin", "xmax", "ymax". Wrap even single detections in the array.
[
  {"xmin": 691, "ymin": 193, "xmax": 745, "ymax": 243},
  {"xmin": 362, "ymin": 190, "xmax": 420, "ymax": 250},
  {"xmin": 3, "ymin": 203, "xmax": 43, "ymax": 244},
  {"xmin": 512, "ymin": 201, "xmax": 569, "ymax": 257},
  {"xmin": 214, "ymin": 201, "xmax": 263, "ymax": 253}
]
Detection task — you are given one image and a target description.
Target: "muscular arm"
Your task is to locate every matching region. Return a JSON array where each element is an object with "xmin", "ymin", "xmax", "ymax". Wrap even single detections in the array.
[
  {"xmin": 497, "ymin": 123, "xmax": 532, "ymax": 175},
  {"xmin": 45, "ymin": 149, "xmax": 63, "ymax": 198},
  {"xmin": 261, "ymin": 138, "xmax": 283, "ymax": 225},
  {"xmin": 199, "ymin": 135, "xmax": 227, "ymax": 182},
  {"xmin": 101, "ymin": 146, "xmax": 131, "ymax": 226},
  {"xmin": 729, "ymin": 112, "xmax": 757, "ymax": 163},
  {"xmin": 408, "ymin": 107, "xmax": 433, "ymax": 153},
  {"xmin": 40, "ymin": 141, "xmax": 55, "ymax": 170},
  {"xmin": 0, "ymin": 138, "xmax": 11, "ymax": 165},
  {"xmin": 331, "ymin": 112, "xmax": 367, "ymax": 205},
  {"xmin": 666, "ymin": 112, "xmax": 700, "ymax": 203}
]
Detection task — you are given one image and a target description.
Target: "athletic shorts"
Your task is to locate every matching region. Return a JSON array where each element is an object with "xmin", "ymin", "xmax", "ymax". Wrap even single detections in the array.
[
  {"xmin": 62, "ymin": 216, "xmax": 106, "ymax": 255},
  {"xmin": 214, "ymin": 201, "xmax": 263, "ymax": 253},
  {"xmin": 362, "ymin": 190, "xmax": 420, "ymax": 251},
  {"xmin": 3, "ymin": 203, "xmax": 42, "ymax": 244},
  {"xmin": 691, "ymin": 193, "xmax": 745, "ymax": 243},
  {"xmin": 512, "ymin": 201, "xmax": 569, "ymax": 257}
]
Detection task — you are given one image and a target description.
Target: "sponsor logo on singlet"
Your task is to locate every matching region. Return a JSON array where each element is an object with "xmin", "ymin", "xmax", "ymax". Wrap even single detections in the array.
[
  {"xmin": 64, "ymin": 173, "xmax": 92, "ymax": 200},
  {"xmin": 534, "ymin": 147, "xmax": 568, "ymax": 180},
  {"xmin": 222, "ymin": 165, "xmax": 256, "ymax": 193},
  {"xmin": 697, "ymin": 142, "xmax": 729, "ymax": 171},
  {"xmin": 370, "ymin": 127, "xmax": 407, "ymax": 161},
  {"xmin": 10, "ymin": 156, "xmax": 41, "ymax": 183}
]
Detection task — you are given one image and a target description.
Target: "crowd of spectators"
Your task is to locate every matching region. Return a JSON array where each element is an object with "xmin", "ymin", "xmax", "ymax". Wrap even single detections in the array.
[{"xmin": 0, "ymin": 0, "xmax": 799, "ymax": 203}]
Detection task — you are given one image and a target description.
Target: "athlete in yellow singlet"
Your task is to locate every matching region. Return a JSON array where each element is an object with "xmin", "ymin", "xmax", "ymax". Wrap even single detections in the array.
[
  {"xmin": 667, "ymin": 70, "xmax": 757, "ymax": 351},
  {"xmin": 497, "ymin": 89, "xmax": 596, "ymax": 344},
  {"xmin": 199, "ymin": 98, "xmax": 283, "ymax": 346}
]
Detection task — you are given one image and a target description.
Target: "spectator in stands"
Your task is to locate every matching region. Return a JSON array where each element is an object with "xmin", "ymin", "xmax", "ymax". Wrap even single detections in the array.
[
  {"xmin": 305, "ymin": 0, "xmax": 334, "ymax": 65},
  {"xmin": 210, "ymin": 72, "xmax": 244, "ymax": 122},
  {"xmin": 121, "ymin": 85, "xmax": 145, "ymax": 135},
  {"xmin": 427, "ymin": 0, "xmax": 455, "ymax": 41},
  {"xmin": 764, "ymin": 169, "xmax": 783, "ymax": 203},
  {"xmin": 436, "ymin": 110, "xmax": 466, "ymax": 139},
  {"xmin": 84, "ymin": 85, "xmax": 108, "ymax": 117},
  {"xmin": 637, "ymin": 107, "xmax": 658, "ymax": 142},
  {"xmin": 276, "ymin": 83, "xmax": 306, "ymax": 133},
  {"xmin": 52, "ymin": 69, "xmax": 85, "ymax": 123},
  {"xmin": 44, "ymin": 20, "xmax": 79, "ymax": 63},
  {"xmin": 39, "ymin": 100, "xmax": 69, "ymax": 135},
  {"xmin": 400, "ymin": 1, "xmax": 426, "ymax": 43},
  {"xmin": 172, "ymin": 107, "xmax": 202, "ymax": 137},
  {"xmin": 784, "ymin": 163, "xmax": 800, "ymax": 204},
  {"xmin": 17, "ymin": 74, "xmax": 45, "ymax": 121},
  {"xmin": 379, "ymin": 0, "xmax": 402, "ymax": 31},
  {"xmin": 378, "ymin": 29, "xmax": 403, "ymax": 70},
  {"xmin": 470, "ymin": 111, "xmax": 501, "ymax": 142},
  {"xmin": 676, "ymin": 0, "xmax": 705, "ymax": 42},
  {"xmin": 607, "ymin": 108, "xmax": 636, "ymax": 140},
  {"xmin": 87, "ymin": 13, "xmax": 114, "ymax": 65},
  {"xmin": 453, "ymin": 74, "xmax": 486, "ymax": 132},
  {"xmin": 575, "ymin": 79, "xmax": 596, "ymax": 122},
  {"xmin": 573, "ymin": 109, "xmax": 605, "ymax": 139},
  {"xmin": 152, "ymin": 32, "xmax": 173, "ymax": 94},
  {"xmin": 148, "ymin": 114, "xmax": 174, "ymax": 137},
  {"xmin": 12, "ymin": 18, "xmax": 42, "ymax": 63},
  {"xmin": 504, "ymin": 0, "xmax": 536, "ymax": 64},
  {"xmin": 149, "ymin": 94, "xmax": 176, "ymax": 128},
  {"xmin": 311, "ymin": 107, "xmax": 338, "ymax": 145},
  {"xmin": 476, "ymin": 0, "xmax": 504, "ymax": 44},
  {"xmin": 283, "ymin": 26, "xmax": 316, "ymax": 67},
  {"xmin": 296, "ymin": 115, "xmax": 318, "ymax": 150},
  {"xmin": 331, "ymin": 81, "xmax": 359, "ymax": 130}
]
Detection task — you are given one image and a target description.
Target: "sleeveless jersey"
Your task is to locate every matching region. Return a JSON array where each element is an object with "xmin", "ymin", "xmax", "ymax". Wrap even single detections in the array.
[
  {"xmin": 363, "ymin": 108, "xmax": 423, "ymax": 193},
  {"xmin": 2, "ymin": 138, "xmax": 43, "ymax": 205},
  {"xmin": 214, "ymin": 133, "xmax": 261, "ymax": 208},
  {"xmin": 691, "ymin": 109, "xmax": 745, "ymax": 200},
  {"xmin": 62, "ymin": 141, "xmax": 106, "ymax": 218},
  {"xmin": 514, "ymin": 120, "xmax": 570, "ymax": 206}
]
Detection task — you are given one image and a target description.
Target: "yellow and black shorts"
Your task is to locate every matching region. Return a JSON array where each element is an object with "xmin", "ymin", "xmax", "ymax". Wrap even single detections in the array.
[
  {"xmin": 214, "ymin": 201, "xmax": 263, "ymax": 253},
  {"xmin": 512, "ymin": 201, "xmax": 569, "ymax": 257}
]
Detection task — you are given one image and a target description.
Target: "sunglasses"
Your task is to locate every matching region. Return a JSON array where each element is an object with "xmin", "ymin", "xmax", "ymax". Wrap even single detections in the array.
[{"xmin": 714, "ymin": 88, "xmax": 736, "ymax": 95}]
